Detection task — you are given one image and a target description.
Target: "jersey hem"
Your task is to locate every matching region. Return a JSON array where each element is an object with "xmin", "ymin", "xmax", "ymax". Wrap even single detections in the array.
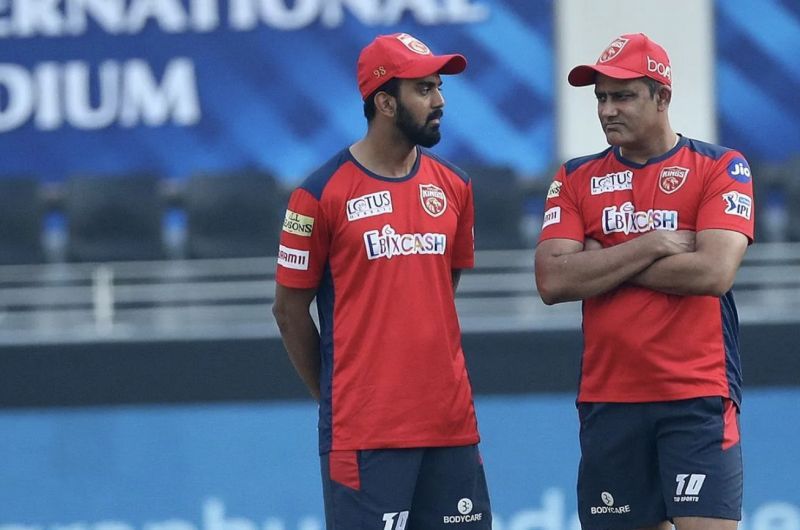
[
  {"xmin": 275, "ymin": 277, "xmax": 319, "ymax": 289},
  {"xmin": 537, "ymin": 234, "xmax": 584, "ymax": 244},
  {"xmin": 696, "ymin": 224, "xmax": 754, "ymax": 244},
  {"xmin": 327, "ymin": 433, "xmax": 480, "ymax": 452},
  {"xmin": 577, "ymin": 390, "xmax": 731, "ymax": 404}
]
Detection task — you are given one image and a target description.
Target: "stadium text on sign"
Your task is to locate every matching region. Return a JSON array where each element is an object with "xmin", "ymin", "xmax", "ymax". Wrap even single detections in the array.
[
  {"xmin": 0, "ymin": 59, "xmax": 199, "ymax": 132},
  {"xmin": 0, "ymin": 0, "xmax": 490, "ymax": 36}
]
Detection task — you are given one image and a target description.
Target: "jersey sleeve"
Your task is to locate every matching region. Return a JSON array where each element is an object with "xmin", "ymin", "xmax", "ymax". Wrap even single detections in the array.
[
  {"xmin": 537, "ymin": 165, "xmax": 585, "ymax": 243},
  {"xmin": 275, "ymin": 187, "xmax": 330, "ymax": 288},
  {"xmin": 451, "ymin": 179, "xmax": 475, "ymax": 270},
  {"xmin": 696, "ymin": 151, "xmax": 755, "ymax": 243}
]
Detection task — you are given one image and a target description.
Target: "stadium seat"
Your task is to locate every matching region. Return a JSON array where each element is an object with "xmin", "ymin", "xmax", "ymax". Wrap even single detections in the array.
[
  {"xmin": 463, "ymin": 165, "xmax": 526, "ymax": 250},
  {"xmin": 0, "ymin": 177, "xmax": 46, "ymax": 265},
  {"xmin": 183, "ymin": 170, "xmax": 283, "ymax": 258},
  {"xmin": 782, "ymin": 158, "xmax": 800, "ymax": 242},
  {"xmin": 752, "ymin": 159, "xmax": 793, "ymax": 243},
  {"xmin": 65, "ymin": 174, "xmax": 166, "ymax": 262}
]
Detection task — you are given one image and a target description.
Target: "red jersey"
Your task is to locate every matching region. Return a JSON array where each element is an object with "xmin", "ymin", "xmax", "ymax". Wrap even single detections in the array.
[
  {"xmin": 539, "ymin": 136, "xmax": 754, "ymax": 404},
  {"xmin": 276, "ymin": 147, "xmax": 479, "ymax": 453}
]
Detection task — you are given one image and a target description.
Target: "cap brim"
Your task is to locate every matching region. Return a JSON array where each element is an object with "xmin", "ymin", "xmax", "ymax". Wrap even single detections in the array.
[
  {"xmin": 568, "ymin": 64, "xmax": 645, "ymax": 86},
  {"xmin": 398, "ymin": 53, "xmax": 467, "ymax": 79}
]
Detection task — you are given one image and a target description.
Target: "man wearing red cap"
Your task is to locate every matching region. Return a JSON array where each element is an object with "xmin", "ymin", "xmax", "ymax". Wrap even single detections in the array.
[
  {"xmin": 535, "ymin": 34, "xmax": 753, "ymax": 530},
  {"xmin": 272, "ymin": 33, "xmax": 491, "ymax": 529}
]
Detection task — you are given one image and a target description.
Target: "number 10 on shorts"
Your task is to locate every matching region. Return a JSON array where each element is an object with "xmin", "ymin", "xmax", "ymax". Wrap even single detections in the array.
[
  {"xmin": 675, "ymin": 473, "xmax": 707, "ymax": 496},
  {"xmin": 383, "ymin": 511, "xmax": 409, "ymax": 530}
]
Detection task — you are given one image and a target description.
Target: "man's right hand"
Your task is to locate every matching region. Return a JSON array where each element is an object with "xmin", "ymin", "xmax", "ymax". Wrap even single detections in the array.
[{"xmin": 648, "ymin": 229, "xmax": 696, "ymax": 257}]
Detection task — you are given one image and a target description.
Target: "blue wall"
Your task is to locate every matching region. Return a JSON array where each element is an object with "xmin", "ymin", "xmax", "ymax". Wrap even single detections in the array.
[
  {"xmin": 2, "ymin": 389, "xmax": 798, "ymax": 529},
  {"xmin": 716, "ymin": 0, "xmax": 800, "ymax": 164}
]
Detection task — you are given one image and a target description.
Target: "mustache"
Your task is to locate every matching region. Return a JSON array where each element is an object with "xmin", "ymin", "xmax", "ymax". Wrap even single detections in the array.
[{"xmin": 427, "ymin": 110, "xmax": 443, "ymax": 122}]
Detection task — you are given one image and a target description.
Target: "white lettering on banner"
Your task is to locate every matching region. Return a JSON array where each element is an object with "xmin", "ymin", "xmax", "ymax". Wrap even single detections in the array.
[
  {"xmin": 119, "ymin": 59, "xmax": 199, "ymax": 126},
  {"xmin": 0, "ymin": 58, "xmax": 200, "ymax": 132},
  {"xmin": 231, "ymin": 0, "xmax": 491, "ymax": 30},
  {"xmin": 0, "ymin": 0, "xmax": 490, "ymax": 37},
  {"xmin": 126, "ymin": 0, "xmax": 188, "ymax": 33},
  {"xmin": 602, "ymin": 202, "xmax": 678, "ymax": 234},
  {"xmin": 363, "ymin": 225, "xmax": 446, "ymax": 260},
  {"xmin": 0, "ymin": 0, "xmax": 201, "ymax": 37}
]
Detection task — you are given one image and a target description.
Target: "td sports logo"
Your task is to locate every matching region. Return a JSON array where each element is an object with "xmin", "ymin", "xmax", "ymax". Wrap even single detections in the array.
[{"xmin": 675, "ymin": 473, "xmax": 706, "ymax": 503}]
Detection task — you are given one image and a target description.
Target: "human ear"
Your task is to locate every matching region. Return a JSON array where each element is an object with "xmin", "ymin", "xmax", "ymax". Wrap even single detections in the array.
[
  {"xmin": 375, "ymin": 92, "xmax": 396, "ymax": 117},
  {"xmin": 657, "ymin": 86, "xmax": 672, "ymax": 110}
]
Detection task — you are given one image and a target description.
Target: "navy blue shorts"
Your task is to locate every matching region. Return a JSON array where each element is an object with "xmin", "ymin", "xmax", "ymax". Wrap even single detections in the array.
[
  {"xmin": 577, "ymin": 397, "xmax": 742, "ymax": 530},
  {"xmin": 320, "ymin": 444, "xmax": 491, "ymax": 530}
]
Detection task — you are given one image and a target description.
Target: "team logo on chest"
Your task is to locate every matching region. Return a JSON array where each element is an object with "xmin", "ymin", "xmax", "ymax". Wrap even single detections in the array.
[
  {"xmin": 419, "ymin": 184, "xmax": 447, "ymax": 217},
  {"xmin": 659, "ymin": 166, "xmax": 689, "ymax": 194}
]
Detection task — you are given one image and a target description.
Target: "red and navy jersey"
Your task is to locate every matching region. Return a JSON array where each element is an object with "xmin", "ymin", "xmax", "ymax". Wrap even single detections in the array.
[
  {"xmin": 539, "ymin": 136, "xmax": 754, "ymax": 405},
  {"xmin": 276, "ymin": 147, "xmax": 478, "ymax": 453}
]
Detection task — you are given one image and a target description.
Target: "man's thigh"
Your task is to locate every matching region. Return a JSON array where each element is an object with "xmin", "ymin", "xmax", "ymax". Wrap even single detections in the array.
[
  {"xmin": 408, "ymin": 445, "xmax": 492, "ymax": 529},
  {"xmin": 321, "ymin": 445, "xmax": 491, "ymax": 530},
  {"xmin": 656, "ymin": 397, "xmax": 743, "ymax": 522},
  {"xmin": 577, "ymin": 402, "xmax": 667, "ymax": 530}
]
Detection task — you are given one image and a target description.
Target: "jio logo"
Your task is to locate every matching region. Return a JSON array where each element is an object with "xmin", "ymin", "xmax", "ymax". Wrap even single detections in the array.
[{"xmin": 727, "ymin": 157, "xmax": 752, "ymax": 183}]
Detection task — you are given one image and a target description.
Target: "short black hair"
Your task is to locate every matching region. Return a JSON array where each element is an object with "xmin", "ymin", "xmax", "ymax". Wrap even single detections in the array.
[
  {"xmin": 363, "ymin": 78, "xmax": 400, "ymax": 121},
  {"xmin": 642, "ymin": 77, "xmax": 662, "ymax": 97}
]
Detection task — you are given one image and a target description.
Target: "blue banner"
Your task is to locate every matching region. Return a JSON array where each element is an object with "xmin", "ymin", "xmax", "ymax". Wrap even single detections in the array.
[
  {"xmin": 716, "ymin": 0, "xmax": 800, "ymax": 163},
  {"xmin": 0, "ymin": 1, "xmax": 554, "ymax": 184},
  {"xmin": 1, "ymin": 389, "xmax": 798, "ymax": 529}
]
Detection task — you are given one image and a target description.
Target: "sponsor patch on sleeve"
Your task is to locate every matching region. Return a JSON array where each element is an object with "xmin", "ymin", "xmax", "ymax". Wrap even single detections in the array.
[
  {"xmin": 547, "ymin": 181, "xmax": 562, "ymax": 199},
  {"xmin": 277, "ymin": 245, "xmax": 310, "ymax": 270},
  {"xmin": 282, "ymin": 209, "xmax": 314, "ymax": 237},
  {"xmin": 726, "ymin": 157, "xmax": 752, "ymax": 183},
  {"xmin": 722, "ymin": 191, "xmax": 752, "ymax": 220},
  {"xmin": 542, "ymin": 206, "xmax": 561, "ymax": 228}
]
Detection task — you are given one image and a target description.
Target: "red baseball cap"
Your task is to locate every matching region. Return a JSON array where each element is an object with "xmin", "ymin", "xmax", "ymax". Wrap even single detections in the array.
[
  {"xmin": 568, "ymin": 33, "xmax": 672, "ymax": 87},
  {"xmin": 357, "ymin": 33, "xmax": 467, "ymax": 100}
]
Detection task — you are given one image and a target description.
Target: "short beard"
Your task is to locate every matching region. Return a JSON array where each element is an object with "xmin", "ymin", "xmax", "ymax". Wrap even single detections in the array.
[{"xmin": 396, "ymin": 100, "xmax": 442, "ymax": 148}]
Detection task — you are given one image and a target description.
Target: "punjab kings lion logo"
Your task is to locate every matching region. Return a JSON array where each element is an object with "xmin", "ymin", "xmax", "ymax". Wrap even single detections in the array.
[
  {"xmin": 598, "ymin": 37, "xmax": 629, "ymax": 63},
  {"xmin": 396, "ymin": 33, "xmax": 431, "ymax": 55},
  {"xmin": 419, "ymin": 184, "xmax": 447, "ymax": 217},
  {"xmin": 659, "ymin": 166, "xmax": 690, "ymax": 194}
]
